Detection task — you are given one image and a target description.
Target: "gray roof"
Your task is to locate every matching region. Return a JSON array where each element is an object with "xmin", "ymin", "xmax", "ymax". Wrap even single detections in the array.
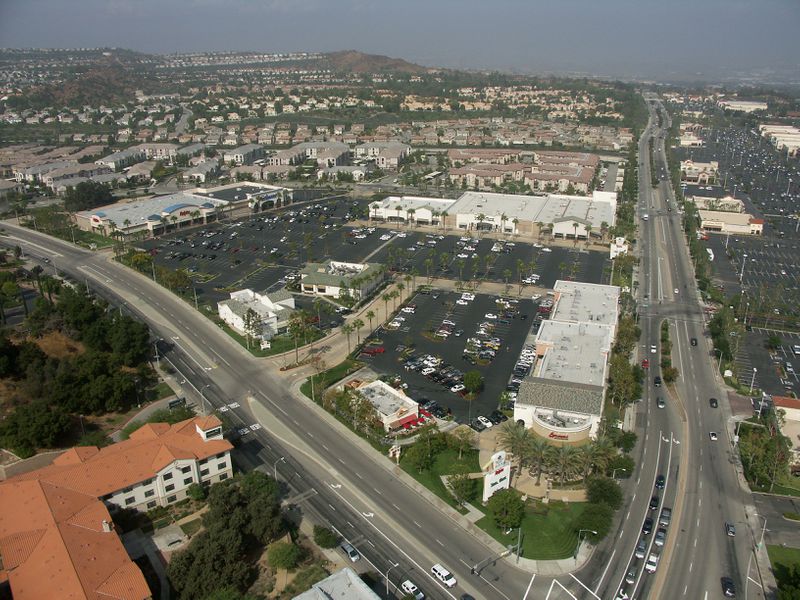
[
  {"xmin": 517, "ymin": 379, "xmax": 604, "ymax": 416},
  {"xmin": 293, "ymin": 568, "xmax": 379, "ymax": 600},
  {"xmin": 265, "ymin": 288, "xmax": 293, "ymax": 303},
  {"xmin": 300, "ymin": 261, "xmax": 383, "ymax": 288}
]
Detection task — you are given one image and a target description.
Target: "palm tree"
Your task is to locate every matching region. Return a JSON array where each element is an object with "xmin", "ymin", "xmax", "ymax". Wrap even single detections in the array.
[
  {"xmin": 390, "ymin": 290, "xmax": 400, "ymax": 311},
  {"xmin": 365, "ymin": 310, "xmax": 376, "ymax": 332},
  {"xmin": 370, "ymin": 202, "xmax": 380, "ymax": 221},
  {"xmin": 397, "ymin": 282, "xmax": 405, "ymax": 301},
  {"xmin": 424, "ymin": 258, "xmax": 434, "ymax": 279},
  {"xmin": 352, "ymin": 318, "xmax": 365, "ymax": 346},
  {"xmin": 547, "ymin": 222, "xmax": 554, "ymax": 239},
  {"xmin": 572, "ymin": 221, "xmax": 580, "ymax": 245},
  {"xmin": 497, "ymin": 421, "xmax": 531, "ymax": 485},
  {"xmin": 527, "ymin": 437, "xmax": 551, "ymax": 485},
  {"xmin": 341, "ymin": 323, "xmax": 354, "ymax": 355},
  {"xmin": 585, "ymin": 223, "xmax": 593, "ymax": 245},
  {"xmin": 382, "ymin": 292, "xmax": 392, "ymax": 319},
  {"xmin": 600, "ymin": 220, "xmax": 609, "ymax": 243},
  {"xmin": 548, "ymin": 445, "xmax": 580, "ymax": 487},
  {"xmin": 537, "ymin": 221, "xmax": 545, "ymax": 241},
  {"xmin": 512, "ymin": 217, "xmax": 519, "ymax": 235},
  {"xmin": 395, "ymin": 205, "xmax": 403, "ymax": 223},
  {"xmin": 404, "ymin": 273, "xmax": 413, "ymax": 294},
  {"xmin": 476, "ymin": 213, "xmax": 486, "ymax": 233},
  {"xmin": 407, "ymin": 208, "xmax": 416, "ymax": 228},
  {"xmin": 500, "ymin": 212, "xmax": 507, "ymax": 234},
  {"xmin": 441, "ymin": 210, "xmax": 448, "ymax": 232}
]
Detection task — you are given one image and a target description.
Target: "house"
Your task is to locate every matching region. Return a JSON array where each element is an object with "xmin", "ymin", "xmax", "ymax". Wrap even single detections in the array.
[
  {"xmin": 217, "ymin": 288, "xmax": 296, "ymax": 342},
  {"xmin": 299, "ymin": 260, "xmax": 384, "ymax": 301}
]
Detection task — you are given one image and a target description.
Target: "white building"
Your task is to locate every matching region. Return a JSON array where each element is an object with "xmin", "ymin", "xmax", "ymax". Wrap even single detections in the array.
[
  {"xmin": 718, "ymin": 100, "xmax": 768, "ymax": 113},
  {"xmin": 22, "ymin": 416, "xmax": 233, "ymax": 512},
  {"xmin": 95, "ymin": 147, "xmax": 146, "ymax": 171},
  {"xmin": 680, "ymin": 160, "xmax": 718, "ymax": 185},
  {"xmin": 698, "ymin": 210, "xmax": 764, "ymax": 235},
  {"xmin": 299, "ymin": 260, "xmax": 384, "ymax": 300},
  {"xmin": 354, "ymin": 142, "xmax": 411, "ymax": 169},
  {"xmin": 223, "ymin": 144, "xmax": 265, "ymax": 165},
  {"xmin": 357, "ymin": 380, "xmax": 420, "ymax": 431},
  {"xmin": 514, "ymin": 281, "xmax": 620, "ymax": 443},
  {"xmin": 217, "ymin": 288, "xmax": 295, "ymax": 342}
]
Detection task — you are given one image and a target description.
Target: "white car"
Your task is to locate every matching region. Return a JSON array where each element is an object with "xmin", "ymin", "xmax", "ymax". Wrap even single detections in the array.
[
  {"xmin": 421, "ymin": 367, "xmax": 436, "ymax": 376},
  {"xmin": 442, "ymin": 319, "xmax": 456, "ymax": 326},
  {"xmin": 456, "ymin": 299, "xmax": 469, "ymax": 306},
  {"xmin": 541, "ymin": 247, "xmax": 552, "ymax": 253},
  {"xmin": 645, "ymin": 552, "xmax": 659, "ymax": 573},
  {"xmin": 431, "ymin": 564, "xmax": 457, "ymax": 588},
  {"xmin": 674, "ymin": 288, "xmax": 679, "ymax": 295},
  {"xmin": 709, "ymin": 432, "xmax": 718, "ymax": 441},
  {"xmin": 650, "ymin": 345, "xmax": 657, "ymax": 354},
  {"xmin": 451, "ymin": 384, "xmax": 466, "ymax": 394},
  {"xmin": 401, "ymin": 307, "xmax": 416, "ymax": 313},
  {"xmin": 401, "ymin": 580, "xmax": 425, "ymax": 600},
  {"xmin": 477, "ymin": 416, "xmax": 493, "ymax": 428},
  {"xmin": 461, "ymin": 293, "xmax": 475, "ymax": 300},
  {"xmin": 340, "ymin": 542, "xmax": 360, "ymax": 562},
  {"xmin": 457, "ymin": 253, "xmax": 469, "ymax": 259},
  {"xmin": 484, "ymin": 313, "xmax": 498, "ymax": 319}
]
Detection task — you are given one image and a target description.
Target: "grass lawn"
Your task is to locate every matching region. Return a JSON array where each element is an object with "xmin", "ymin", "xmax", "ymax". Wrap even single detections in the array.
[
  {"xmin": 768, "ymin": 544, "xmax": 800, "ymax": 590},
  {"xmin": 476, "ymin": 500, "xmax": 586, "ymax": 560},
  {"xmin": 217, "ymin": 319, "xmax": 325, "ymax": 358},
  {"xmin": 399, "ymin": 448, "xmax": 480, "ymax": 511},
  {"xmin": 180, "ymin": 518, "xmax": 203, "ymax": 537},
  {"xmin": 300, "ymin": 359, "xmax": 361, "ymax": 400},
  {"xmin": 149, "ymin": 382, "xmax": 175, "ymax": 402}
]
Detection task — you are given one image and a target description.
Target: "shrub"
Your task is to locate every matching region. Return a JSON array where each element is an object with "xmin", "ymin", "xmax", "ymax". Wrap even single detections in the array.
[
  {"xmin": 186, "ymin": 483, "xmax": 207, "ymax": 501},
  {"xmin": 267, "ymin": 541, "xmax": 303, "ymax": 570}
]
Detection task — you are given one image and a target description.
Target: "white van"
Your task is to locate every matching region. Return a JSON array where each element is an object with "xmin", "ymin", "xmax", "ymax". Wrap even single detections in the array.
[{"xmin": 430, "ymin": 563, "xmax": 457, "ymax": 588}]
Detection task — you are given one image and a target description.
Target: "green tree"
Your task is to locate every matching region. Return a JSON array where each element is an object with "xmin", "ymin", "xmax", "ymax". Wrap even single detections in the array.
[
  {"xmin": 585, "ymin": 476, "xmax": 623, "ymax": 510},
  {"xmin": 487, "ymin": 489, "xmax": 525, "ymax": 529},
  {"xmin": 448, "ymin": 472, "xmax": 475, "ymax": 507},
  {"xmin": 497, "ymin": 420, "xmax": 531, "ymax": 485},
  {"xmin": 187, "ymin": 483, "xmax": 208, "ymax": 501},
  {"xmin": 268, "ymin": 541, "xmax": 303, "ymax": 570},
  {"xmin": 449, "ymin": 427, "xmax": 476, "ymax": 460},
  {"xmin": 404, "ymin": 442, "xmax": 434, "ymax": 473},
  {"xmin": 574, "ymin": 503, "xmax": 614, "ymax": 542},
  {"xmin": 313, "ymin": 525, "xmax": 340, "ymax": 549},
  {"xmin": 463, "ymin": 370, "xmax": 483, "ymax": 395}
]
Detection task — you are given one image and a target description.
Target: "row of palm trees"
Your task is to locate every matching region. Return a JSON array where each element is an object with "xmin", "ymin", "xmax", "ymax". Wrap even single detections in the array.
[{"xmin": 496, "ymin": 421, "xmax": 617, "ymax": 487}]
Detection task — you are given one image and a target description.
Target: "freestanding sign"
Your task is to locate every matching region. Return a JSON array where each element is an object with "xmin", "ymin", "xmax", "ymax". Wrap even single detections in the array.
[{"xmin": 482, "ymin": 450, "xmax": 511, "ymax": 503}]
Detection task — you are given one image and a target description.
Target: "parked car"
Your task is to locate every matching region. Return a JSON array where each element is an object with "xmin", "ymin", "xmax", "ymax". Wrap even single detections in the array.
[
  {"xmin": 725, "ymin": 522, "xmax": 736, "ymax": 537},
  {"xmin": 709, "ymin": 397, "xmax": 719, "ymax": 408},
  {"xmin": 476, "ymin": 416, "xmax": 493, "ymax": 429},
  {"xmin": 401, "ymin": 580, "xmax": 425, "ymax": 600},
  {"xmin": 659, "ymin": 507, "xmax": 672, "ymax": 527},
  {"xmin": 649, "ymin": 495, "xmax": 660, "ymax": 511},
  {"xmin": 642, "ymin": 517, "xmax": 654, "ymax": 535},
  {"xmin": 721, "ymin": 577, "xmax": 736, "ymax": 597},
  {"xmin": 654, "ymin": 528, "xmax": 667, "ymax": 547},
  {"xmin": 655, "ymin": 475, "xmax": 665, "ymax": 489}
]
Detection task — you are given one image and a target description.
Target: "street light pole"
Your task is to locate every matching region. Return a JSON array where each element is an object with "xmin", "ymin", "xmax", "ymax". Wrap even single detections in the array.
[
  {"xmin": 199, "ymin": 384, "xmax": 210, "ymax": 416},
  {"xmin": 740, "ymin": 253, "xmax": 748, "ymax": 283},
  {"xmin": 385, "ymin": 562, "xmax": 399, "ymax": 596},
  {"xmin": 273, "ymin": 456, "xmax": 285, "ymax": 480},
  {"xmin": 575, "ymin": 529, "xmax": 598, "ymax": 560},
  {"xmin": 758, "ymin": 515, "xmax": 768, "ymax": 548},
  {"xmin": 612, "ymin": 468, "xmax": 628, "ymax": 479}
]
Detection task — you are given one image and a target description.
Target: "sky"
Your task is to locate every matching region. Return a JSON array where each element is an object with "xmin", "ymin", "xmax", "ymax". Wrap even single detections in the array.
[{"xmin": 1, "ymin": 0, "xmax": 798, "ymax": 81}]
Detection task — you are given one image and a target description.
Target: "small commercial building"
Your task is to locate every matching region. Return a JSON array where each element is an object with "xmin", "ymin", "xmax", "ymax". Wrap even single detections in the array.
[
  {"xmin": 357, "ymin": 380, "xmax": 420, "ymax": 431},
  {"xmin": 698, "ymin": 210, "xmax": 764, "ymax": 235},
  {"xmin": 218, "ymin": 288, "xmax": 295, "ymax": 342},
  {"xmin": 680, "ymin": 160, "xmax": 718, "ymax": 185},
  {"xmin": 369, "ymin": 195, "xmax": 454, "ymax": 226},
  {"xmin": 294, "ymin": 567, "xmax": 380, "ymax": 600},
  {"xmin": 685, "ymin": 184, "xmax": 745, "ymax": 213},
  {"xmin": 299, "ymin": 260, "xmax": 384, "ymax": 300}
]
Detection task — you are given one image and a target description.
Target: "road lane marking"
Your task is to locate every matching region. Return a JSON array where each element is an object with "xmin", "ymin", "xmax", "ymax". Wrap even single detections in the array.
[
  {"xmin": 523, "ymin": 574, "xmax": 536, "ymax": 600},
  {"xmin": 328, "ymin": 503, "xmax": 336, "ymax": 511},
  {"xmin": 435, "ymin": 538, "xmax": 444, "ymax": 547},
  {"xmin": 413, "ymin": 520, "xmax": 421, "ymax": 528},
  {"xmin": 594, "ymin": 548, "xmax": 615, "ymax": 593}
]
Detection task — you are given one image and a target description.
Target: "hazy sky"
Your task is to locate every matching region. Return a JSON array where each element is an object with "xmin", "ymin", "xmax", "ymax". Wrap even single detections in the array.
[{"xmin": 1, "ymin": 0, "xmax": 798, "ymax": 80}]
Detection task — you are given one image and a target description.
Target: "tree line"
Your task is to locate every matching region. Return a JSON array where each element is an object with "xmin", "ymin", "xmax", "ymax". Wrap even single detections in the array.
[{"xmin": 0, "ymin": 284, "xmax": 152, "ymax": 457}]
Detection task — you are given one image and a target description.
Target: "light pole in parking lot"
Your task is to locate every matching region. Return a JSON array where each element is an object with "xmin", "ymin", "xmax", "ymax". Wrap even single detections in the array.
[
  {"xmin": 385, "ymin": 562, "xmax": 399, "ymax": 596},
  {"xmin": 740, "ymin": 253, "xmax": 748, "ymax": 283},
  {"xmin": 749, "ymin": 367, "xmax": 758, "ymax": 394}
]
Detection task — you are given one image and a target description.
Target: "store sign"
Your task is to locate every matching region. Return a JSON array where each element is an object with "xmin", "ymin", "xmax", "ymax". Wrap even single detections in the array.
[
  {"xmin": 483, "ymin": 463, "xmax": 511, "ymax": 503},
  {"xmin": 548, "ymin": 432, "xmax": 570, "ymax": 440}
]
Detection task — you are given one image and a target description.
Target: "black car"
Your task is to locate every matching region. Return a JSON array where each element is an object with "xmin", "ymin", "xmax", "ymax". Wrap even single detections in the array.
[
  {"xmin": 654, "ymin": 375, "xmax": 662, "ymax": 387},
  {"xmin": 649, "ymin": 495, "xmax": 660, "ymax": 510},
  {"xmin": 520, "ymin": 314, "xmax": 529, "ymax": 320},
  {"xmin": 470, "ymin": 419, "xmax": 486, "ymax": 432},
  {"xmin": 721, "ymin": 576, "xmax": 736, "ymax": 597},
  {"xmin": 489, "ymin": 410, "xmax": 509, "ymax": 424},
  {"xmin": 710, "ymin": 397, "xmax": 719, "ymax": 408},
  {"xmin": 642, "ymin": 517, "xmax": 654, "ymax": 535},
  {"xmin": 691, "ymin": 337, "xmax": 698, "ymax": 346},
  {"xmin": 655, "ymin": 475, "xmax": 665, "ymax": 489}
]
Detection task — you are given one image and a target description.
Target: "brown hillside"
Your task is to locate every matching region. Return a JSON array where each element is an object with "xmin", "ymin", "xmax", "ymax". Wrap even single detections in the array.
[{"xmin": 325, "ymin": 50, "xmax": 431, "ymax": 74}]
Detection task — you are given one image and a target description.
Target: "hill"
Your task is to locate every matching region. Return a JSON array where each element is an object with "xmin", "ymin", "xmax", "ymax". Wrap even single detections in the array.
[{"xmin": 324, "ymin": 50, "xmax": 433, "ymax": 74}]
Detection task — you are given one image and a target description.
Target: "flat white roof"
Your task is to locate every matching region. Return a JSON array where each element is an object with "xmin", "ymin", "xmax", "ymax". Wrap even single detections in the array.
[
  {"xmin": 552, "ymin": 280, "xmax": 620, "ymax": 326},
  {"xmin": 372, "ymin": 195, "xmax": 456, "ymax": 213},
  {"xmin": 536, "ymin": 320, "xmax": 612, "ymax": 387},
  {"xmin": 359, "ymin": 380, "xmax": 418, "ymax": 418},
  {"xmin": 78, "ymin": 191, "xmax": 227, "ymax": 226}
]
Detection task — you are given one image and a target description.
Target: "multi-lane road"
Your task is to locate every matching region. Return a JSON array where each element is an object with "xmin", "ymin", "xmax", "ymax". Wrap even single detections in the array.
[{"xmin": 0, "ymin": 93, "xmax": 774, "ymax": 600}]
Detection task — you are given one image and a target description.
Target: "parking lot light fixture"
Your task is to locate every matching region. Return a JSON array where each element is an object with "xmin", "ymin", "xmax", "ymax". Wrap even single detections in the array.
[
  {"xmin": 273, "ymin": 456, "xmax": 285, "ymax": 481},
  {"xmin": 385, "ymin": 562, "xmax": 399, "ymax": 596}
]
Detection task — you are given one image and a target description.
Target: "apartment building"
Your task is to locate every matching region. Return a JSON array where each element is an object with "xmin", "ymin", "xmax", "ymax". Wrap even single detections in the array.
[
  {"xmin": 139, "ymin": 142, "xmax": 179, "ymax": 161},
  {"xmin": 353, "ymin": 142, "xmax": 411, "ymax": 169},
  {"xmin": 0, "ymin": 415, "xmax": 232, "ymax": 600},
  {"xmin": 267, "ymin": 141, "xmax": 349, "ymax": 168},
  {"xmin": 223, "ymin": 143, "xmax": 265, "ymax": 165},
  {"xmin": 95, "ymin": 147, "xmax": 147, "ymax": 171}
]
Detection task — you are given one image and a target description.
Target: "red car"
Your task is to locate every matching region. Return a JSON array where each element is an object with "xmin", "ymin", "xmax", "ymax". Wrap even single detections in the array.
[
  {"xmin": 641, "ymin": 358, "xmax": 650, "ymax": 369},
  {"xmin": 362, "ymin": 347, "xmax": 385, "ymax": 355}
]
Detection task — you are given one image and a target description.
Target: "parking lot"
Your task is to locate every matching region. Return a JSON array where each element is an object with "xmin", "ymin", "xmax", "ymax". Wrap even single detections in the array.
[
  {"xmin": 138, "ymin": 199, "xmax": 609, "ymax": 311},
  {"xmin": 363, "ymin": 289, "xmax": 537, "ymax": 424}
]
